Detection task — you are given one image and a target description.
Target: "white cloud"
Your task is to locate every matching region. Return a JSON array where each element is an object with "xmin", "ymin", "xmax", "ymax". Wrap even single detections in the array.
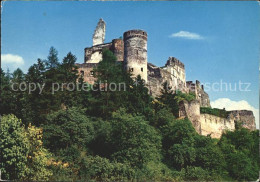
[
  {"xmin": 1, "ymin": 54, "xmax": 24, "ymax": 65},
  {"xmin": 170, "ymin": 31, "xmax": 204, "ymax": 40},
  {"xmin": 211, "ymin": 98, "xmax": 259, "ymax": 129}
]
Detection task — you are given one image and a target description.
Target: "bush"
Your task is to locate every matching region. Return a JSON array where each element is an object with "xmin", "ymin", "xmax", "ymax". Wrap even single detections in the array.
[
  {"xmin": 174, "ymin": 91, "xmax": 196, "ymax": 103},
  {"xmin": 109, "ymin": 108, "xmax": 162, "ymax": 168},
  {"xmin": 43, "ymin": 107, "xmax": 94, "ymax": 155},
  {"xmin": 79, "ymin": 155, "xmax": 135, "ymax": 181},
  {"xmin": 200, "ymin": 107, "xmax": 230, "ymax": 118},
  {"xmin": 181, "ymin": 166, "xmax": 211, "ymax": 181}
]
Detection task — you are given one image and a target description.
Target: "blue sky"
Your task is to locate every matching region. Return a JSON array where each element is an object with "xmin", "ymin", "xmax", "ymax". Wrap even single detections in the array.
[{"xmin": 1, "ymin": 1, "xmax": 259, "ymax": 126}]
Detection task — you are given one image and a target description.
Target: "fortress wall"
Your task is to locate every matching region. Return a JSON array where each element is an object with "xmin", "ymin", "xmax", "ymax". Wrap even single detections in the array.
[
  {"xmin": 84, "ymin": 43, "xmax": 112, "ymax": 63},
  {"xmin": 200, "ymin": 114, "xmax": 235, "ymax": 138},
  {"xmin": 111, "ymin": 39, "xmax": 124, "ymax": 62},
  {"xmin": 229, "ymin": 110, "xmax": 256, "ymax": 130},
  {"xmin": 179, "ymin": 100, "xmax": 201, "ymax": 134},
  {"xmin": 178, "ymin": 100, "xmax": 256, "ymax": 138},
  {"xmin": 76, "ymin": 63, "xmax": 98, "ymax": 85}
]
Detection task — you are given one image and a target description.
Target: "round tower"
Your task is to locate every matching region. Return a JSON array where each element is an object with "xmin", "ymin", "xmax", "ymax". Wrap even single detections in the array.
[{"xmin": 123, "ymin": 30, "xmax": 147, "ymax": 82}]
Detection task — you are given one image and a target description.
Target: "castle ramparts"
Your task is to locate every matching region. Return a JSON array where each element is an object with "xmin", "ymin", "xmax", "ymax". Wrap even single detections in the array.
[{"xmin": 76, "ymin": 19, "xmax": 256, "ymax": 138}]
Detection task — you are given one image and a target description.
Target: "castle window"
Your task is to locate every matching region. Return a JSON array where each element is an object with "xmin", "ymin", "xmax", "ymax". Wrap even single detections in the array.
[
  {"xmin": 80, "ymin": 71, "xmax": 84, "ymax": 76},
  {"xmin": 141, "ymin": 68, "xmax": 143, "ymax": 72},
  {"xmin": 90, "ymin": 71, "xmax": 94, "ymax": 76},
  {"xmin": 129, "ymin": 68, "xmax": 134, "ymax": 72},
  {"xmin": 135, "ymin": 50, "xmax": 138, "ymax": 57}
]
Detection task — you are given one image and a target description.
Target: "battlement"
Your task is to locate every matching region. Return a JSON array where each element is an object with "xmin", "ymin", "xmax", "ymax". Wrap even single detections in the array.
[
  {"xmin": 186, "ymin": 80, "xmax": 210, "ymax": 107},
  {"xmin": 123, "ymin": 30, "xmax": 147, "ymax": 41},
  {"xmin": 165, "ymin": 57, "xmax": 185, "ymax": 69},
  {"xmin": 111, "ymin": 39, "xmax": 124, "ymax": 62}
]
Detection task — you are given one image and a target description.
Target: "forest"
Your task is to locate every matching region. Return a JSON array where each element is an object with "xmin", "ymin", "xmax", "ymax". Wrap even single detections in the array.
[{"xmin": 0, "ymin": 47, "xmax": 259, "ymax": 181}]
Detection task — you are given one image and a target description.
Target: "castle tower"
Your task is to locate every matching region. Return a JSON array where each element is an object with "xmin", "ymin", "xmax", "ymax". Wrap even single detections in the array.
[
  {"xmin": 123, "ymin": 30, "xmax": 148, "ymax": 82},
  {"xmin": 93, "ymin": 18, "xmax": 106, "ymax": 46}
]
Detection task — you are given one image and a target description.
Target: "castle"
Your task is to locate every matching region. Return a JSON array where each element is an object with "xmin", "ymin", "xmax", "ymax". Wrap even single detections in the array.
[{"xmin": 76, "ymin": 19, "xmax": 256, "ymax": 138}]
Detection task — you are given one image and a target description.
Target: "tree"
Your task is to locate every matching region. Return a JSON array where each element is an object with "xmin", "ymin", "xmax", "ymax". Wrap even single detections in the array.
[
  {"xmin": 0, "ymin": 115, "xmax": 29, "ymax": 180},
  {"xmin": 46, "ymin": 46, "xmax": 59, "ymax": 69},
  {"xmin": 43, "ymin": 107, "xmax": 94, "ymax": 157},
  {"xmin": 21, "ymin": 59, "xmax": 47, "ymax": 126},
  {"xmin": 161, "ymin": 118, "xmax": 197, "ymax": 170},
  {"xmin": 156, "ymin": 81, "xmax": 179, "ymax": 117},
  {"xmin": 11, "ymin": 68, "xmax": 25, "ymax": 119},
  {"xmin": 25, "ymin": 124, "xmax": 53, "ymax": 181},
  {"xmin": 0, "ymin": 69, "xmax": 15, "ymax": 115},
  {"xmin": 0, "ymin": 115, "xmax": 53, "ymax": 180},
  {"xmin": 79, "ymin": 155, "xmax": 135, "ymax": 181},
  {"xmin": 109, "ymin": 108, "xmax": 162, "ymax": 169},
  {"xmin": 88, "ymin": 49, "xmax": 127, "ymax": 119},
  {"xmin": 218, "ymin": 128, "xmax": 259, "ymax": 180},
  {"xmin": 127, "ymin": 75, "xmax": 153, "ymax": 117}
]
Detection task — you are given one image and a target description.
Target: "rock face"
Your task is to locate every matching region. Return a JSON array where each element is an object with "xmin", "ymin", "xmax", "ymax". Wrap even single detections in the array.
[{"xmin": 93, "ymin": 18, "xmax": 106, "ymax": 46}]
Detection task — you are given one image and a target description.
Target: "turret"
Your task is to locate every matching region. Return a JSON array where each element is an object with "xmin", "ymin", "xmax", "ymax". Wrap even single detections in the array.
[{"xmin": 123, "ymin": 30, "xmax": 148, "ymax": 82}]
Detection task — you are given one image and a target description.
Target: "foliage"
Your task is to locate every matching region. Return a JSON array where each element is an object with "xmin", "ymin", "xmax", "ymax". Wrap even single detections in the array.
[
  {"xmin": 0, "ymin": 115, "xmax": 29, "ymax": 180},
  {"xmin": 200, "ymin": 107, "xmax": 230, "ymax": 118},
  {"xmin": 1, "ymin": 47, "xmax": 259, "ymax": 181},
  {"xmin": 43, "ymin": 107, "xmax": 94, "ymax": 156},
  {"xmin": 25, "ymin": 124, "xmax": 53, "ymax": 181},
  {"xmin": 89, "ymin": 49, "xmax": 153, "ymax": 119},
  {"xmin": 109, "ymin": 109, "xmax": 162, "ymax": 168},
  {"xmin": 174, "ymin": 90, "xmax": 196, "ymax": 103},
  {"xmin": 79, "ymin": 155, "xmax": 135, "ymax": 181},
  {"xmin": 156, "ymin": 81, "xmax": 179, "ymax": 117},
  {"xmin": 156, "ymin": 82, "xmax": 195, "ymax": 117},
  {"xmin": 0, "ymin": 115, "xmax": 52, "ymax": 181},
  {"xmin": 218, "ymin": 128, "xmax": 259, "ymax": 181}
]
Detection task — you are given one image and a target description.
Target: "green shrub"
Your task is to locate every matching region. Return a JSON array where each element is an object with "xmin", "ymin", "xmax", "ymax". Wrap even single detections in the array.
[
  {"xmin": 79, "ymin": 155, "xmax": 135, "ymax": 181},
  {"xmin": 200, "ymin": 107, "xmax": 230, "ymax": 118},
  {"xmin": 174, "ymin": 91, "xmax": 196, "ymax": 103}
]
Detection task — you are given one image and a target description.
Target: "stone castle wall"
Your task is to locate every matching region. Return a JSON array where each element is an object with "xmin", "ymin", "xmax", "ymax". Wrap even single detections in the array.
[
  {"xmin": 76, "ymin": 63, "xmax": 98, "ymax": 85},
  {"xmin": 77, "ymin": 19, "xmax": 256, "ymax": 137},
  {"xmin": 179, "ymin": 100, "xmax": 256, "ymax": 138},
  {"xmin": 186, "ymin": 80, "xmax": 211, "ymax": 107},
  {"xmin": 200, "ymin": 114, "xmax": 235, "ymax": 138},
  {"xmin": 179, "ymin": 100, "xmax": 201, "ymax": 133}
]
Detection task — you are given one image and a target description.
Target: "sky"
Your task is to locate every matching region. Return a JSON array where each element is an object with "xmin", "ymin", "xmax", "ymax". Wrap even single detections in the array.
[{"xmin": 1, "ymin": 1, "xmax": 259, "ymax": 128}]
